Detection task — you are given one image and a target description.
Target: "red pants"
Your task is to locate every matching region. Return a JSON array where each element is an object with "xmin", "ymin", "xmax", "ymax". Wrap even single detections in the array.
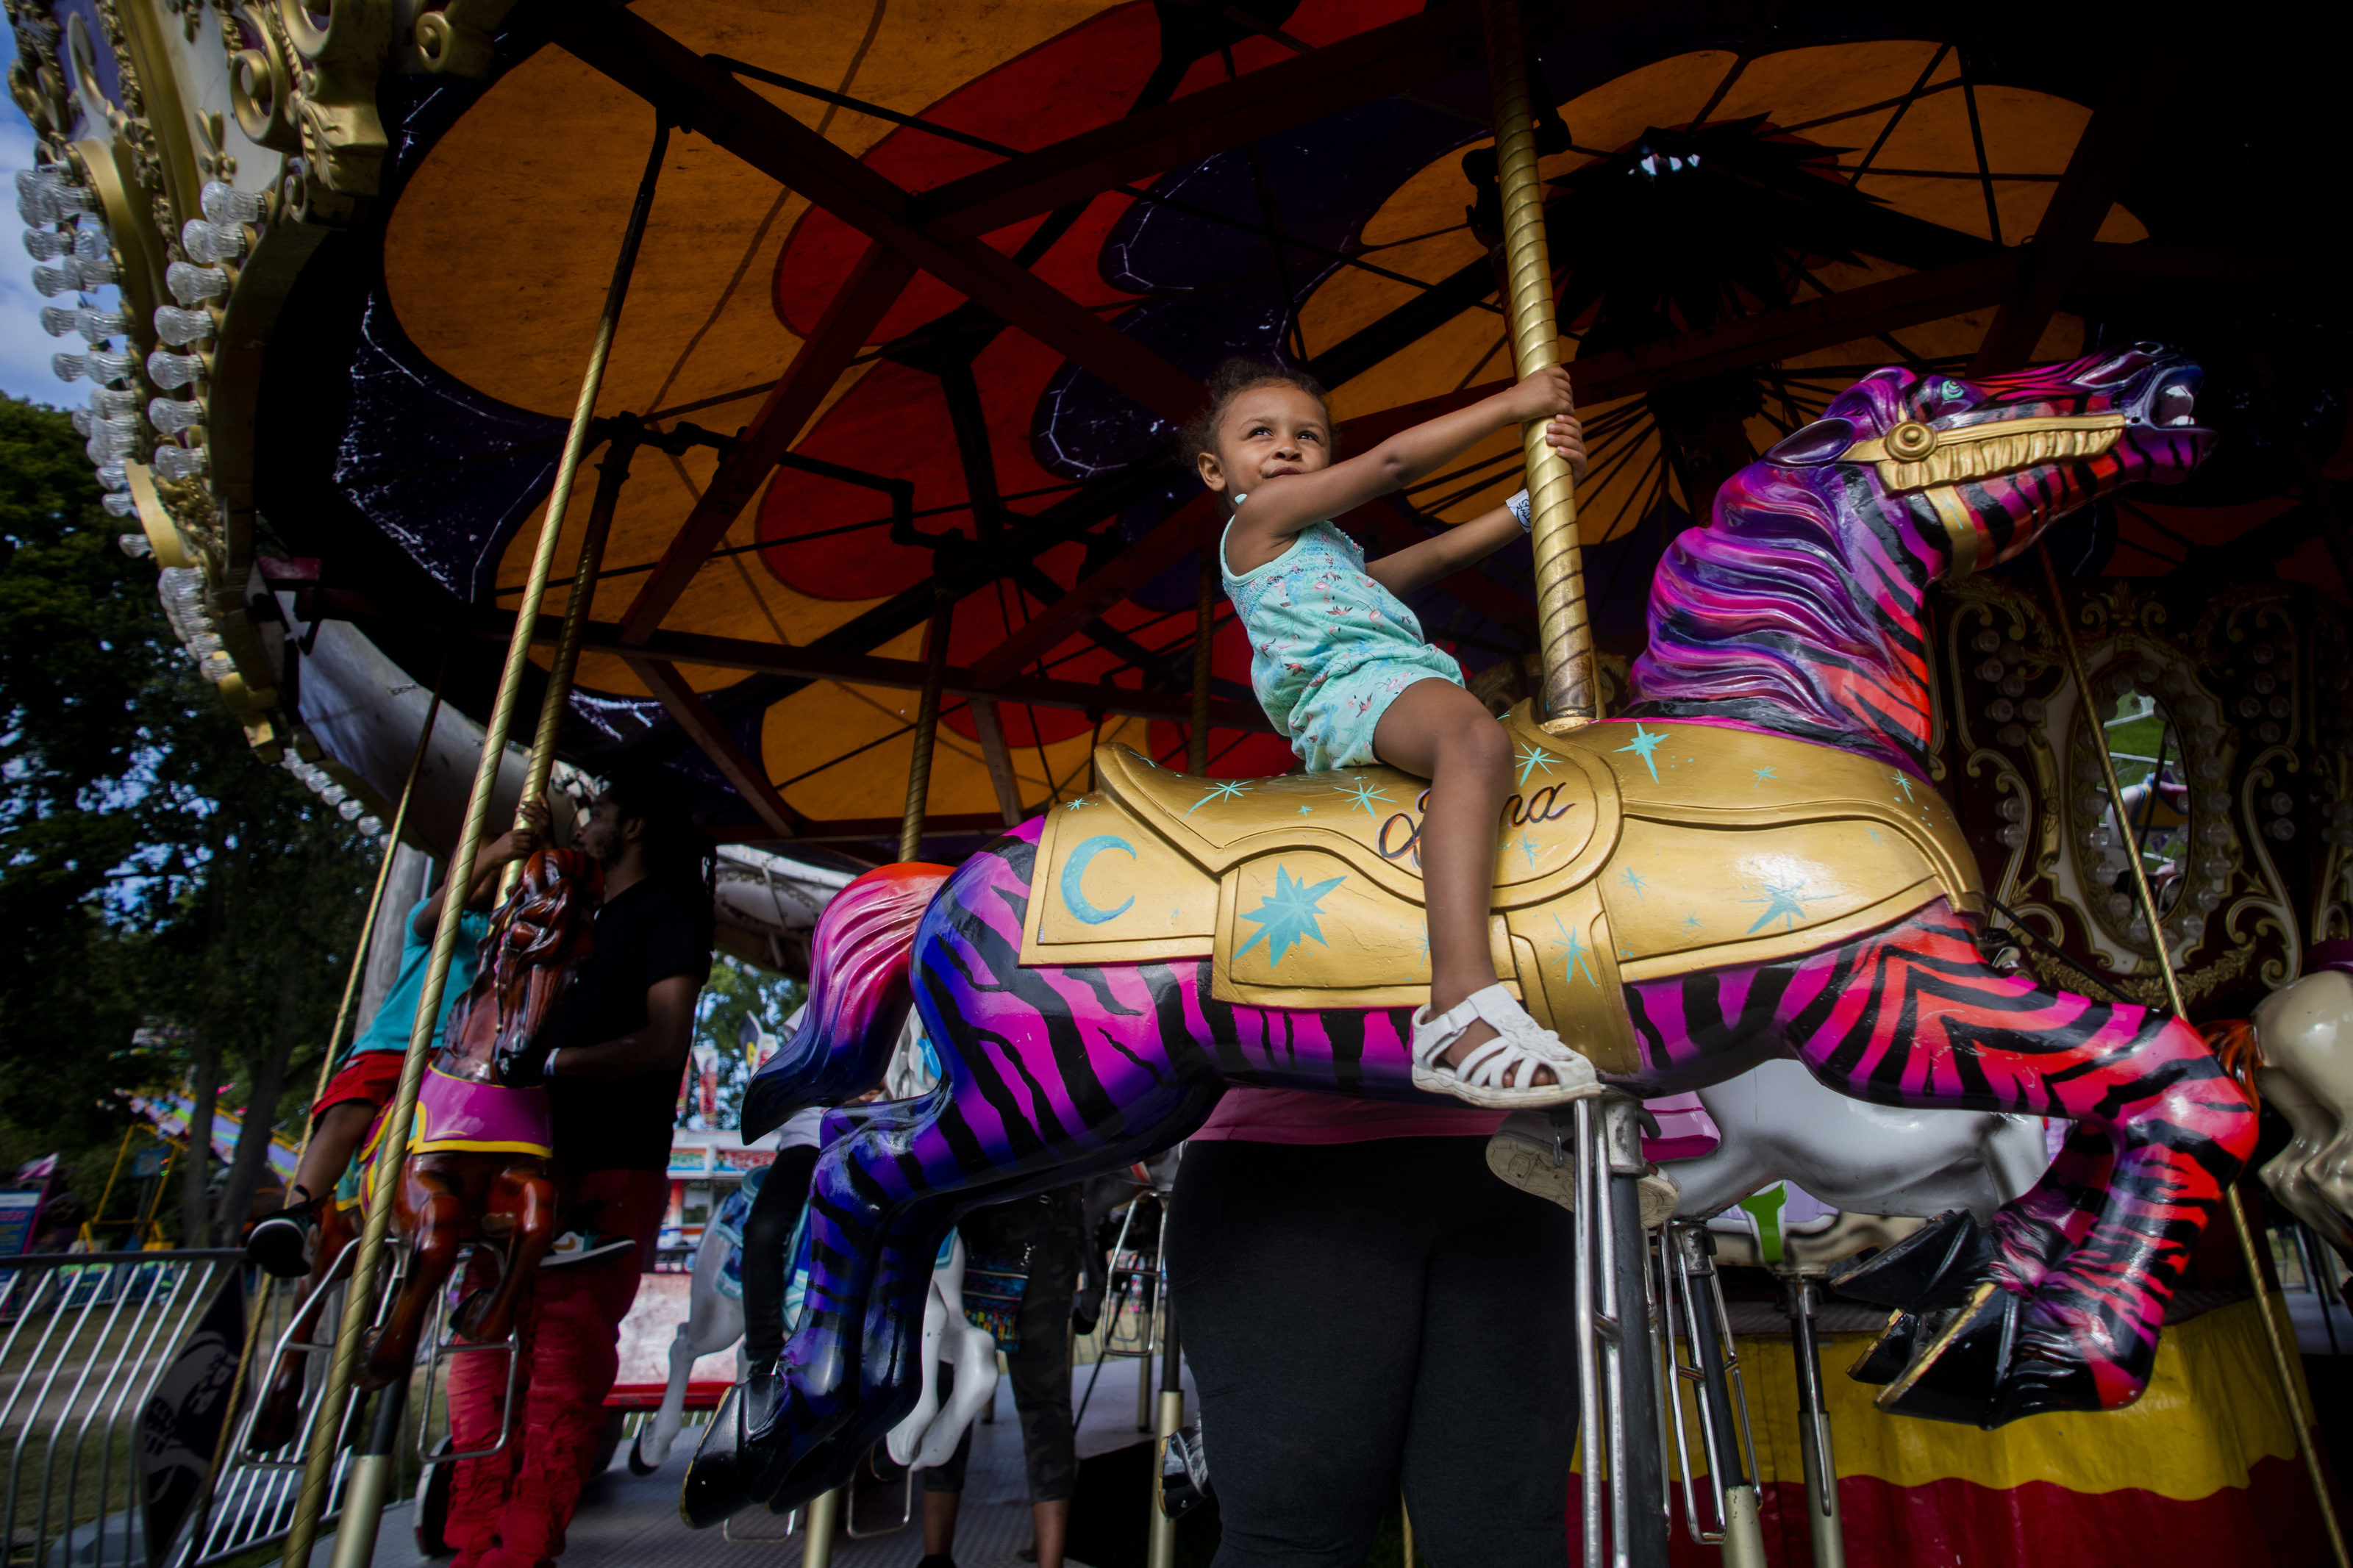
[{"xmin": 444, "ymin": 1169, "xmax": 666, "ymax": 1568}]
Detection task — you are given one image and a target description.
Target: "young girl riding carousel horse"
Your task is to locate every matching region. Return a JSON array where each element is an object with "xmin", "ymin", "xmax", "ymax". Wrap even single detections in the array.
[{"xmin": 1185, "ymin": 357, "xmax": 1595, "ymax": 1106}]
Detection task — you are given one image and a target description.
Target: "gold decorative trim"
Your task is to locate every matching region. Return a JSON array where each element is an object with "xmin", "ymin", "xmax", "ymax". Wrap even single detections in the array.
[{"xmin": 1843, "ymin": 412, "xmax": 2125, "ymax": 493}]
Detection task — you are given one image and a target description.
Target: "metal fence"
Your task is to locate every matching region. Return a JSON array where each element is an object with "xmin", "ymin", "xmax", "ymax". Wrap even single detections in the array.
[{"xmin": 2, "ymin": 1251, "xmax": 355, "ymax": 1568}]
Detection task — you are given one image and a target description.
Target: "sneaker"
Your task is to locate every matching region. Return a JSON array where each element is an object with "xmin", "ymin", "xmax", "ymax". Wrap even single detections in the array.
[
  {"xmin": 244, "ymin": 1198, "xmax": 318, "ymax": 1279},
  {"xmin": 540, "ymin": 1227, "xmax": 635, "ymax": 1268},
  {"xmin": 1485, "ymin": 1110, "xmax": 1682, "ymax": 1228}
]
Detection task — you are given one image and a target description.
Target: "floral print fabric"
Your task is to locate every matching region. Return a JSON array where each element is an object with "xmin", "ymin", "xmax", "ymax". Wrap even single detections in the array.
[{"xmin": 1219, "ymin": 515, "xmax": 1465, "ymax": 772}]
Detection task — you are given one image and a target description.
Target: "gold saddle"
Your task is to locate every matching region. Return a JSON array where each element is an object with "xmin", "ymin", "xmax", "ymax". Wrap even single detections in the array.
[{"xmin": 1017, "ymin": 704, "xmax": 1983, "ymax": 1073}]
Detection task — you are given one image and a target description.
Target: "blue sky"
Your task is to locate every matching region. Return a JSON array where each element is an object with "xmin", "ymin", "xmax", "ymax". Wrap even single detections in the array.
[{"xmin": 1, "ymin": 26, "xmax": 81, "ymax": 406}]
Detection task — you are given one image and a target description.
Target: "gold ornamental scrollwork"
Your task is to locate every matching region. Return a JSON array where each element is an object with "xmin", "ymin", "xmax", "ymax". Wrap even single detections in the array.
[{"xmin": 272, "ymin": 0, "xmax": 393, "ymax": 201}]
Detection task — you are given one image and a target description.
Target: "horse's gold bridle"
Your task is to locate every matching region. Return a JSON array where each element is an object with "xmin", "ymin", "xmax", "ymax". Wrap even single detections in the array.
[
  {"xmin": 1841, "ymin": 412, "xmax": 2127, "ymax": 495},
  {"xmin": 1841, "ymin": 412, "xmax": 2129, "ymax": 578}
]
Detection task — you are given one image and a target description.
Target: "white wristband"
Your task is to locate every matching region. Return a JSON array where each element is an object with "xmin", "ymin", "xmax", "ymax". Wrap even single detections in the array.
[
  {"xmin": 542, "ymin": 1047, "xmax": 561, "ymax": 1081},
  {"xmin": 1507, "ymin": 489, "xmax": 1533, "ymax": 532}
]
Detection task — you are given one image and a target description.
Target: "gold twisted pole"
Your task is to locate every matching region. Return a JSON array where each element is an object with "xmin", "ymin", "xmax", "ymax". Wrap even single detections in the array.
[
  {"xmin": 199, "ymin": 687, "xmax": 442, "ymax": 1553},
  {"xmin": 1188, "ymin": 551, "xmax": 1214, "ymax": 776},
  {"xmin": 2037, "ymin": 545, "xmax": 2348, "ymax": 1567},
  {"xmin": 278, "ymin": 116, "xmax": 672, "ymax": 1568},
  {"xmin": 1483, "ymin": 0, "xmax": 1593, "ymax": 731},
  {"xmin": 299, "ymin": 681, "xmax": 446, "ymax": 1148},
  {"xmin": 899, "ymin": 592, "xmax": 953, "ymax": 862},
  {"xmin": 501, "ymin": 427, "xmax": 641, "ymax": 896}
]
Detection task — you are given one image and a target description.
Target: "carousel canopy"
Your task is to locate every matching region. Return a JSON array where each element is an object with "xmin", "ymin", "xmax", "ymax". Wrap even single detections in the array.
[{"xmin": 13, "ymin": 0, "xmax": 2349, "ymax": 872}]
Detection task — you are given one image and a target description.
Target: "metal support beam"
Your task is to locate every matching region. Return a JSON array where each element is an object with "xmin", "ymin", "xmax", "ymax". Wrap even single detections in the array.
[
  {"xmin": 969, "ymin": 698, "xmax": 1027, "ymax": 826},
  {"xmin": 912, "ymin": 0, "xmax": 1674, "ymax": 240},
  {"xmin": 549, "ymin": 6, "xmax": 1204, "ymax": 430},
  {"xmin": 618, "ymin": 246, "xmax": 916, "ymax": 645},
  {"xmin": 490, "ymin": 613, "xmax": 1275, "ymax": 731},
  {"xmin": 1187, "ymin": 552, "xmax": 1215, "ymax": 774},
  {"xmin": 1965, "ymin": 11, "xmax": 2194, "ymax": 375},
  {"xmin": 628, "ymin": 658, "xmax": 804, "ymax": 838},
  {"xmin": 900, "ymin": 594, "xmax": 953, "ymax": 861}
]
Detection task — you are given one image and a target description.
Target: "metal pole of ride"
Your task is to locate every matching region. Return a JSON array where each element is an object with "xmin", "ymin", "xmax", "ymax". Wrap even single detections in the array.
[
  {"xmin": 277, "ymin": 115, "xmax": 674, "ymax": 1568},
  {"xmin": 501, "ymin": 427, "xmax": 641, "ymax": 898},
  {"xmin": 301, "ymin": 684, "xmax": 447, "ymax": 1150},
  {"xmin": 798, "ymin": 1488, "xmax": 841, "ymax": 1568},
  {"xmin": 1188, "ymin": 552, "xmax": 1215, "ymax": 776},
  {"xmin": 1782, "ymin": 1276, "xmax": 1846, "ymax": 1568},
  {"xmin": 1145, "ymin": 1303, "xmax": 1184, "ymax": 1568},
  {"xmin": 2037, "ymin": 545, "xmax": 2349, "ymax": 1568},
  {"xmin": 1481, "ymin": 0, "xmax": 1596, "ymax": 731},
  {"xmin": 899, "ymin": 591, "xmax": 954, "ymax": 862},
  {"xmin": 326, "ymin": 1381, "xmax": 409, "ymax": 1568},
  {"xmin": 1568, "ymin": 1095, "xmax": 1669, "ymax": 1568},
  {"xmin": 192, "ymin": 688, "xmax": 446, "ymax": 1551}
]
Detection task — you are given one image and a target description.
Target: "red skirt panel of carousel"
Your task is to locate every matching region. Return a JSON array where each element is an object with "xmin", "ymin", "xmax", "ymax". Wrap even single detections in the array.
[{"xmin": 1566, "ymin": 1300, "xmax": 2329, "ymax": 1566}]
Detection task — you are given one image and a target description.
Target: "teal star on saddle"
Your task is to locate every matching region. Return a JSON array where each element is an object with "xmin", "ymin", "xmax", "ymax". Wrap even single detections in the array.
[
  {"xmin": 1234, "ymin": 864, "xmax": 1345, "ymax": 967},
  {"xmin": 1615, "ymin": 724, "xmax": 1668, "ymax": 781},
  {"xmin": 1751, "ymin": 766, "xmax": 1777, "ymax": 789},
  {"xmin": 1336, "ymin": 778, "xmax": 1395, "ymax": 815},
  {"xmin": 1513, "ymin": 831, "xmax": 1540, "ymax": 870},
  {"xmin": 1065, "ymin": 798, "xmax": 1092, "ymax": 811},
  {"xmin": 1515, "ymin": 742, "xmax": 1558, "ymax": 786},
  {"xmin": 1621, "ymin": 867, "xmax": 1649, "ymax": 899},
  {"xmin": 1743, "ymin": 876, "xmax": 1813, "ymax": 934},
  {"xmin": 1185, "ymin": 780, "xmax": 1252, "ymax": 816},
  {"xmin": 1889, "ymin": 770, "xmax": 1915, "ymax": 803},
  {"xmin": 1682, "ymin": 912, "xmax": 1704, "ymax": 934},
  {"xmin": 1551, "ymin": 914, "xmax": 1599, "ymax": 989}
]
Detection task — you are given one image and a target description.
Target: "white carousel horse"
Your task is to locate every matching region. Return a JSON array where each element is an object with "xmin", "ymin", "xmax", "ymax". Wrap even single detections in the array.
[
  {"xmin": 2243, "ymin": 965, "xmax": 2353, "ymax": 1258},
  {"xmin": 1667, "ymin": 1058, "xmax": 2055, "ymax": 1224},
  {"xmin": 630, "ymin": 1180, "xmax": 750, "ymax": 1472},
  {"xmin": 886, "ymin": 1230, "xmax": 1001, "ymax": 1467},
  {"xmin": 634, "ymin": 1007, "xmax": 995, "ymax": 1473},
  {"xmin": 1489, "ymin": 1056, "xmax": 2054, "ymax": 1251}
]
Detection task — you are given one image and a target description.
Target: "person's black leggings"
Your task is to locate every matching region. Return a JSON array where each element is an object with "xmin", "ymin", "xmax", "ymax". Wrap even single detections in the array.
[
  {"xmin": 1165, "ymin": 1136, "xmax": 1578, "ymax": 1568},
  {"xmin": 741, "ymin": 1143, "xmax": 818, "ymax": 1369}
]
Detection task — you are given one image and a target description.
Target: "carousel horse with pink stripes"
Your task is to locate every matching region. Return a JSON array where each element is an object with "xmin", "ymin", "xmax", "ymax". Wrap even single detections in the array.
[{"xmin": 682, "ymin": 345, "xmax": 2248, "ymax": 1516}]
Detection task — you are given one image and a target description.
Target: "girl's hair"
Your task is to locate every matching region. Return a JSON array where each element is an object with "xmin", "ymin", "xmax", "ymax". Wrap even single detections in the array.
[
  {"xmin": 1178, "ymin": 357, "xmax": 1332, "ymax": 466},
  {"xmin": 601, "ymin": 765, "xmax": 718, "ymax": 948}
]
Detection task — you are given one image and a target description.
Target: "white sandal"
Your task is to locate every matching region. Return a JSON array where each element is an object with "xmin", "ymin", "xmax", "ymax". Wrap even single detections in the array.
[{"xmin": 1410, "ymin": 984, "xmax": 1602, "ymax": 1108}]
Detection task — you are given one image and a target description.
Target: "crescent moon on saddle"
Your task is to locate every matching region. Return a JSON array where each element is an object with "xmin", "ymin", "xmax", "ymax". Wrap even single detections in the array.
[{"xmin": 1060, "ymin": 836, "xmax": 1138, "ymax": 926}]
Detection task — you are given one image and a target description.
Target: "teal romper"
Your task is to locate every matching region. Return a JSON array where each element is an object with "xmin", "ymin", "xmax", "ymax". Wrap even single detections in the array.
[{"xmin": 1220, "ymin": 509, "xmax": 1465, "ymax": 773}]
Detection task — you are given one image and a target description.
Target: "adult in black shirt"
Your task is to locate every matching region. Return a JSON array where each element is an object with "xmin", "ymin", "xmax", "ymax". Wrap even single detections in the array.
[{"xmin": 444, "ymin": 773, "xmax": 713, "ymax": 1568}]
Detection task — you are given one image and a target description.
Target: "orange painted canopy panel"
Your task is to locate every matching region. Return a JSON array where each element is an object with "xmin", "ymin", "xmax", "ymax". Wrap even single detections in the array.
[{"xmin": 251, "ymin": 4, "xmax": 2344, "ymax": 853}]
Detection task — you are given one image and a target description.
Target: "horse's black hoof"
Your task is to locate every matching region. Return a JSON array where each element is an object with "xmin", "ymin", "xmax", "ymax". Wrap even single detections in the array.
[
  {"xmin": 1829, "ymin": 1210, "xmax": 1993, "ymax": 1311},
  {"xmin": 1982, "ymin": 1347, "xmax": 2107, "ymax": 1428},
  {"xmin": 1844, "ymin": 1310, "xmax": 1921, "ymax": 1386},
  {"xmin": 1871, "ymin": 1283, "xmax": 2015, "ymax": 1427},
  {"xmin": 679, "ymin": 1445, "xmax": 761, "ymax": 1529}
]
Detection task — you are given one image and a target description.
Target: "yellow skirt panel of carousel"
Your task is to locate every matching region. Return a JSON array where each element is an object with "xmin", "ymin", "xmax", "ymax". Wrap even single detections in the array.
[{"xmin": 1018, "ymin": 706, "xmax": 1984, "ymax": 1075}]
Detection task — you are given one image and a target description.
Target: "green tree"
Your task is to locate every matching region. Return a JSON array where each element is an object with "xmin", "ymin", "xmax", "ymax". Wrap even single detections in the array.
[
  {"xmin": 692, "ymin": 957, "xmax": 804, "ymax": 1131},
  {"xmin": 1, "ymin": 395, "xmax": 376, "ymax": 1243}
]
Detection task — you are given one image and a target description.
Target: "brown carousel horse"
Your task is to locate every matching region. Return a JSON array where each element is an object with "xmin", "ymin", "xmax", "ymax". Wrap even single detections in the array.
[{"xmin": 246, "ymin": 849, "xmax": 600, "ymax": 1449}]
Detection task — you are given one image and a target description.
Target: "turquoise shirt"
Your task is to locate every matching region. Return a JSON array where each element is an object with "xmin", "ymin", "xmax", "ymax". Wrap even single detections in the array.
[
  {"xmin": 344, "ymin": 899, "xmax": 491, "ymax": 1060},
  {"xmin": 1219, "ymin": 511, "xmax": 1463, "ymax": 771}
]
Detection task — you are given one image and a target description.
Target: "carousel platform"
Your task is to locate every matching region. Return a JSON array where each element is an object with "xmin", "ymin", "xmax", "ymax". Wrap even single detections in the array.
[{"xmin": 322, "ymin": 1356, "xmax": 1195, "ymax": 1568}]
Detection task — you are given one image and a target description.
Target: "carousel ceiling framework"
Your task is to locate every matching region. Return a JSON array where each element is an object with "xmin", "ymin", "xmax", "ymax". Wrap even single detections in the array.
[{"xmin": 10, "ymin": 0, "xmax": 2346, "ymax": 865}]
